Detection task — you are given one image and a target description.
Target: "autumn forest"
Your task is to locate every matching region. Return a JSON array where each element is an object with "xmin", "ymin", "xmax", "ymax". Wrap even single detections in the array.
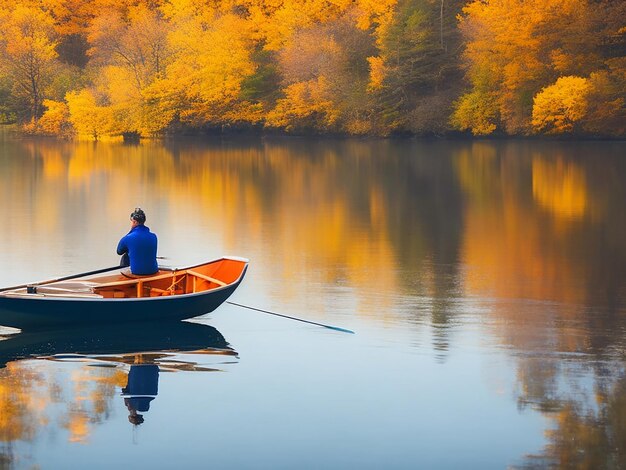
[{"xmin": 0, "ymin": 0, "xmax": 624, "ymax": 139}]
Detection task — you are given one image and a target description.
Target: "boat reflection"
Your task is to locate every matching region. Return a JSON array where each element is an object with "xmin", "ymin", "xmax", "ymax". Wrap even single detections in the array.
[
  {"xmin": 0, "ymin": 320, "xmax": 236, "ymax": 368},
  {"xmin": 0, "ymin": 321, "xmax": 237, "ymax": 437}
]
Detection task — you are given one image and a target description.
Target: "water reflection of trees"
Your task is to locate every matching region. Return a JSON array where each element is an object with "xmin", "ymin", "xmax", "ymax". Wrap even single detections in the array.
[
  {"xmin": 0, "ymin": 322, "xmax": 236, "ymax": 463},
  {"xmin": 549, "ymin": 374, "xmax": 626, "ymax": 469},
  {"xmin": 2, "ymin": 138, "xmax": 465, "ymax": 323},
  {"xmin": 453, "ymin": 141, "xmax": 626, "ymax": 468},
  {"xmin": 3, "ymin": 138, "xmax": 625, "ymax": 316},
  {"xmin": 0, "ymin": 359, "xmax": 125, "ymax": 465},
  {"xmin": 3, "ymin": 137, "xmax": 626, "ymax": 464},
  {"xmin": 5, "ymin": 139, "xmax": 626, "ymax": 322},
  {"xmin": 514, "ymin": 361, "xmax": 626, "ymax": 469}
]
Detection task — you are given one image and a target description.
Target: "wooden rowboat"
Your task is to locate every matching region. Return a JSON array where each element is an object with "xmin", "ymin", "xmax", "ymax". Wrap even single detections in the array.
[{"xmin": 0, "ymin": 257, "xmax": 248, "ymax": 330}]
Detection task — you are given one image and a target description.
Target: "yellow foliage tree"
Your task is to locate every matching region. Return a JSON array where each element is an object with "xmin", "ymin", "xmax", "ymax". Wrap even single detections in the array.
[
  {"xmin": 450, "ymin": 90, "xmax": 498, "ymax": 135},
  {"xmin": 367, "ymin": 56, "xmax": 386, "ymax": 91},
  {"xmin": 0, "ymin": 4, "xmax": 59, "ymax": 121},
  {"xmin": 66, "ymin": 89, "xmax": 115, "ymax": 140},
  {"xmin": 88, "ymin": 5, "xmax": 171, "ymax": 87},
  {"xmin": 85, "ymin": 4, "xmax": 173, "ymax": 136},
  {"xmin": 2, "ymin": 0, "xmax": 620, "ymax": 137},
  {"xmin": 455, "ymin": 0, "xmax": 599, "ymax": 134},
  {"xmin": 581, "ymin": 62, "xmax": 626, "ymax": 136},
  {"xmin": 266, "ymin": 76, "xmax": 340, "ymax": 131},
  {"xmin": 531, "ymin": 76, "xmax": 591, "ymax": 134},
  {"xmin": 244, "ymin": 0, "xmax": 345, "ymax": 50},
  {"xmin": 163, "ymin": 10, "xmax": 257, "ymax": 125},
  {"xmin": 269, "ymin": 12, "xmax": 375, "ymax": 134},
  {"xmin": 45, "ymin": 0, "xmax": 98, "ymax": 35},
  {"xmin": 36, "ymin": 99, "xmax": 73, "ymax": 136}
]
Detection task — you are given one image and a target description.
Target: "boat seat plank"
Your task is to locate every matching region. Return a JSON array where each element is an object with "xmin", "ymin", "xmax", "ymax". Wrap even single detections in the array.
[
  {"xmin": 39, "ymin": 282, "xmax": 98, "ymax": 294},
  {"xmin": 47, "ymin": 281, "xmax": 99, "ymax": 289},
  {"xmin": 186, "ymin": 270, "xmax": 227, "ymax": 286},
  {"xmin": 95, "ymin": 271, "xmax": 178, "ymax": 289}
]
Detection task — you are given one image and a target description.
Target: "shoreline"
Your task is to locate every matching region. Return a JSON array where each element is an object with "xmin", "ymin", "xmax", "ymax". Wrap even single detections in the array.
[{"xmin": 3, "ymin": 124, "xmax": 625, "ymax": 143}]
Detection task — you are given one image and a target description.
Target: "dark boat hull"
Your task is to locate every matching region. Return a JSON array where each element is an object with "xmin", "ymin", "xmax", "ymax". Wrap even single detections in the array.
[{"xmin": 0, "ymin": 265, "xmax": 246, "ymax": 330}]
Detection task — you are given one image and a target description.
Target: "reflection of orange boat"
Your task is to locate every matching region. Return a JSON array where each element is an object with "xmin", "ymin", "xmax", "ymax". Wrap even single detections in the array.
[{"xmin": 0, "ymin": 257, "xmax": 248, "ymax": 330}]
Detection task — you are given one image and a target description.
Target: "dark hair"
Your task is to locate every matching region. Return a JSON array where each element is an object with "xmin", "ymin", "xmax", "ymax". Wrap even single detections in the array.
[
  {"xmin": 128, "ymin": 413, "xmax": 144, "ymax": 425},
  {"xmin": 130, "ymin": 207, "xmax": 146, "ymax": 224}
]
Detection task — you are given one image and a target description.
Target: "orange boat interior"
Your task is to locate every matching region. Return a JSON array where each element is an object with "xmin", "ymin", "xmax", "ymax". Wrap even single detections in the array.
[{"xmin": 90, "ymin": 258, "xmax": 246, "ymax": 299}]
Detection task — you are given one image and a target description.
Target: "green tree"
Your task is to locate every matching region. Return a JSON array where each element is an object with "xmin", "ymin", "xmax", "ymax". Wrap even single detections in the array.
[{"xmin": 368, "ymin": 0, "xmax": 465, "ymax": 134}]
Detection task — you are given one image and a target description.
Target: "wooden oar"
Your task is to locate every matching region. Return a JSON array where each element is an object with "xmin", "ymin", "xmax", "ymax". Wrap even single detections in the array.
[
  {"xmin": 0, "ymin": 265, "xmax": 123, "ymax": 293},
  {"xmin": 1, "ymin": 257, "xmax": 171, "ymax": 293},
  {"xmin": 226, "ymin": 301, "xmax": 355, "ymax": 334}
]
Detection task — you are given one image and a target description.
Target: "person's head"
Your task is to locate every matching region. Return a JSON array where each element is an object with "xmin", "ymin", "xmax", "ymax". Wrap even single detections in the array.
[
  {"xmin": 128, "ymin": 412, "xmax": 145, "ymax": 425},
  {"xmin": 130, "ymin": 207, "xmax": 146, "ymax": 227},
  {"xmin": 125, "ymin": 398, "xmax": 145, "ymax": 425}
]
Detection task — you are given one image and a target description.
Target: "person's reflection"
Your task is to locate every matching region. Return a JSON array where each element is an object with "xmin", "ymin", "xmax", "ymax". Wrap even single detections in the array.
[{"xmin": 121, "ymin": 356, "xmax": 159, "ymax": 426}]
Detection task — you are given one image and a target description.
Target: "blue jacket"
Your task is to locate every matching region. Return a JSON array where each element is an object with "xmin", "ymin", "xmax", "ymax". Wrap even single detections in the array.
[{"xmin": 117, "ymin": 225, "xmax": 159, "ymax": 275}]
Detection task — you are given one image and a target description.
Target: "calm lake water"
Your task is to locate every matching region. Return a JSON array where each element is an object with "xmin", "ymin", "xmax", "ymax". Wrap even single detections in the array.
[{"xmin": 0, "ymin": 134, "xmax": 625, "ymax": 469}]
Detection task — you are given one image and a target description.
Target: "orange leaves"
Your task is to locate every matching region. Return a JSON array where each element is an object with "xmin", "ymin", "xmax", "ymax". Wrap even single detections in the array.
[
  {"xmin": 277, "ymin": 25, "xmax": 345, "ymax": 85},
  {"xmin": 455, "ymin": 0, "xmax": 624, "ymax": 136},
  {"xmin": 531, "ymin": 157, "xmax": 588, "ymax": 220},
  {"xmin": 250, "ymin": 0, "xmax": 347, "ymax": 50},
  {"xmin": 0, "ymin": 0, "xmax": 621, "ymax": 136},
  {"xmin": 456, "ymin": 0, "xmax": 551, "ymax": 133},
  {"xmin": 88, "ymin": 5, "xmax": 170, "ymax": 83},
  {"xmin": 267, "ymin": 13, "xmax": 375, "ymax": 133},
  {"xmin": 367, "ymin": 56, "xmax": 386, "ymax": 90},
  {"xmin": 532, "ymin": 70, "xmax": 625, "ymax": 137},
  {"xmin": 353, "ymin": 0, "xmax": 397, "ymax": 34},
  {"xmin": 1, "ymin": 5, "xmax": 57, "ymax": 58},
  {"xmin": 45, "ymin": 0, "xmax": 98, "ymax": 35}
]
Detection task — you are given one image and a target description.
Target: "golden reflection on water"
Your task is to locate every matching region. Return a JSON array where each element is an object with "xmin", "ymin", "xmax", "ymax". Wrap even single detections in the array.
[
  {"xmin": 532, "ymin": 157, "xmax": 588, "ymax": 221},
  {"xmin": 453, "ymin": 142, "xmax": 626, "ymax": 468},
  {"xmin": 1, "ymin": 138, "xmax": 624, "ymax": 320},
  {"xmin": 1, "ymin": 137, "xmax": 625, "ymax": 466},
  {"xmin": 0, "ymin": 362, "xmax": 42, "ymax": 443},
  {"xmin": 0, "ymin": 319, "xmax": 236, "ymax": 461},
  {"xmin": 2, "ymin": 140, "xmax": 625, "ymax": 303},
  {"xmin": 0, "ymin": 348, "xmax": 235, "ymax": 456},
  {"xmin": 0, "ymin": 360, "xmax": 125, "ymax": 450},
  {"xmin": 65, "ymin": 366, "xmax": 127, "ymax": 443}
]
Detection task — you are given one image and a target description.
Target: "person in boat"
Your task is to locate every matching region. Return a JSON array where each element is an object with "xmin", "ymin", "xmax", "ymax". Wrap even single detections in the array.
[{"xmin": 117, "ymin": 208, "xmax": 159, "ymax": 275}]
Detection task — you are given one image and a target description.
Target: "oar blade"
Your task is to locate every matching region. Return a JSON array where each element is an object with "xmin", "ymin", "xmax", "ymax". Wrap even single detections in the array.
[{"xmin": 325, "ymin": 325, "xmax": 355, "ymax": 334}]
